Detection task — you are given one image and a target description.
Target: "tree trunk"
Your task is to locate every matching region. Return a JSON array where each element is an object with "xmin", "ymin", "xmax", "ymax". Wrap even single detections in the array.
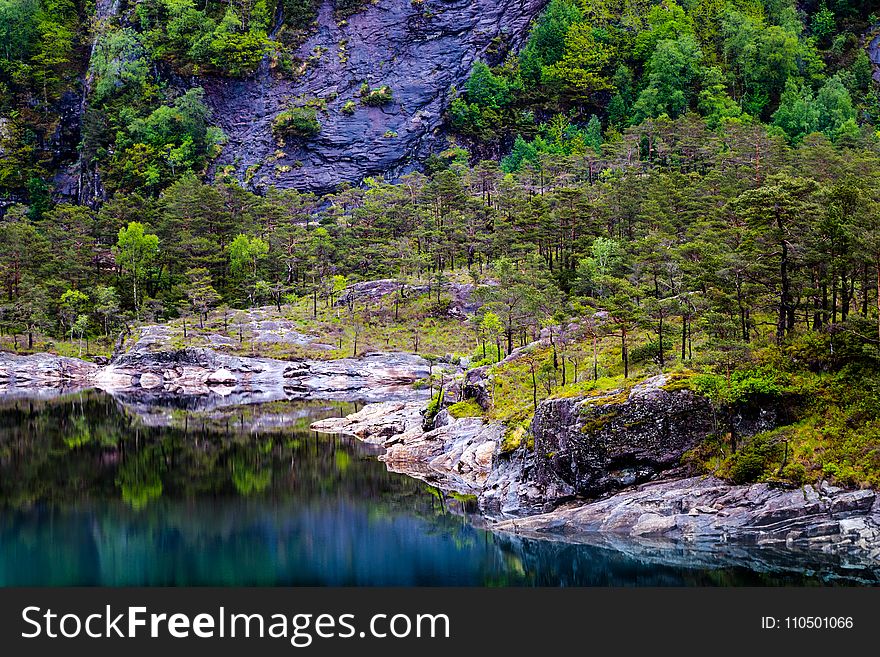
[
  {"xmin": 530, "ymin": 364, "xmax": 537, "ymax": 410},
  {"xmin": 592, "ymin": 335, "xmax": 598, "ymax": 381},
  {"xmin": 658, "ymin": 315, "xmax": 664, "ymax": 369},
  {"xmin": 777, "ymin": 223, "xmax": 789, "ymax": 344},
  {"xmin": 681, "ymin": 315, "xmax": 687, "ymax": 361}
]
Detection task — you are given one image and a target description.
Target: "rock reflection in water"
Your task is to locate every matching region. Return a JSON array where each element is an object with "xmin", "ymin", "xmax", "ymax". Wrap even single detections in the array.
[{"xmin": 0, "ymin": 392, "xmax": 873, "ymax": 586}]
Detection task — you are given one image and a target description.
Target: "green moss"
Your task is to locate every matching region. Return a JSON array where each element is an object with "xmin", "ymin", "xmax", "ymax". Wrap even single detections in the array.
[
  {"xmin": 341, "ymin": 100, "xmax": 356, "ymax": 115},
  {"xmin": 446, "ymin": 399, "xmax": 483, "ymax": 419},
  {"xmin": 579, "ymin": 409, "xmax": 618, "ymax": 434},
  {"xmin": 661, "ymin": 369, "xmax": 697, "ymax": 392},
  {"xmin": 500, "ymin": 424, "xmax": 528, "ymax": 454}
]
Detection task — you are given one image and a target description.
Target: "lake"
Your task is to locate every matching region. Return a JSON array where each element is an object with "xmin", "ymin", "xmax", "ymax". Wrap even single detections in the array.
[{"xmin": 0, "ymin": 392, "xmax": 874, "ymax": 586}]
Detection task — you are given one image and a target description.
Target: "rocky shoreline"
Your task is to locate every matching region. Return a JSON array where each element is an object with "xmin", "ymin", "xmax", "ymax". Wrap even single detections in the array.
[
  {"xmin": 311, "ymin": 374, "xmax": 880, "ymax": 567},
  {"xmin": 0, "ymin": 328, "xmax": 431, "ymax": 409},
  {"xmin": 3, "ymin": 333, "xmax": 879, "ymax": 568}
]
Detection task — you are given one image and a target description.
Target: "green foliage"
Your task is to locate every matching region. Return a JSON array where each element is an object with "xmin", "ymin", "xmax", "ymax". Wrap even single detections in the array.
[
  {"xmin": 424, "ymin": 389, "xmax": 444, "ymax": 428},
  {"xmin": 771, "ymin": 79, "xmax": 820, "ymax": 143},
  {"xmin": 273, "ymin": 106, "xmax": 321, "ymax": 139},
  {"xmin": 361, "ymin": 85, "xmax": 394, "ymax": 106},
  {"xmin": 629, "ymin": 339, "xmax": 670, "ymax": 365},
  {"xmin": 723, "ymin": 434, "xmax": 785, "ymax": 484},
  {"xmin": 632, "ymin": 35, "xmax": 703, "ymax": 122},
  {"xmin": 466, "ymin": 62, "xmax": 513, "ymax": 109},
  {"xmin": 113, "ymin": 222, "xmax": 160, "ymax": 313},
  {"xmin": 692, "ymin": 369, "xmax": 788, "ymax": 406},
  {"xmin": 519, "ymin": 0, "xmax": 582, "ymax": 85},
  {"xmin": 815, "ymin": 74, "xmax": 857, "ymax": 141},
  {"xmin": 810, "ymin": 3, "xmax": 836, "ymax": 44},
  {"xmin": 541, "ymin": 23, "xmax": 614, "ymax": 100},
  {"xmin": 451, "ymin": 0, "xmax": 868, "ymax": 164},
  {"xmin": 772, "ymin": 74, "xmax": 856, "ymax": 143}
]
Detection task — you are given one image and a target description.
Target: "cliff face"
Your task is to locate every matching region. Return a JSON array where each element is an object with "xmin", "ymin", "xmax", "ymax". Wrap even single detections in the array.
[
  {"xmin": 202, "ymin": 0, "xmax": 546, "ymax": 194},
  {"xmin": 481, "ymin": 375, "xmax": 784, "ymax": 516}
]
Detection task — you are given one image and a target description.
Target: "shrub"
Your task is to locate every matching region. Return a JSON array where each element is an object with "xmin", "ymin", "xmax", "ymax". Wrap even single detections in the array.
[
  {"xmin": 423, "ymin": 389, "xmax": 444, "ymax": 429},
  {"xmin": 692, "ymin": 368, "xmax": 788, "ymax": 406},
  {"xmin": 272, "ymin": 107, "xmax": 320, "ymax": 139},
  {"xmin": 722, "ymin": 434, "xmax": 785, "ymax": 484},
  {"xmin": 341, "ymin": 100, "xmax": 356, "ymax": 115},
  {"xmin": 629, "ymin": 339, "xmax": 671, "ymax": 365},
  {"xmin": 362, "ymin": 85, "xmax": 394, "ymax": 106}
]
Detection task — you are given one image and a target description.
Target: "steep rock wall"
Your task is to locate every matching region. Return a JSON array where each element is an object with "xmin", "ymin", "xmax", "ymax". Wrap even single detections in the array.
[{"xmin": 203, "ymin": 0, "xmax": 546, "ymax": 194}]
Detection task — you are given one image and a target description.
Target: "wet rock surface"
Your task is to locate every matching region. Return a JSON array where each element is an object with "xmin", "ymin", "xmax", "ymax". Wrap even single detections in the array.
[
  {"xmin": 204, "ymin": 0, "xmax": 546, "ymax": 193},
  {"xmin": 494, "ymin": 528, "xmax": 880, "ymax": 584},
  {"xmin": 0, "ymin": 324, "xmax": 430, "ymax": 408},
  {"xmin": 0, "ymin": 352, "xmax": 99, "ymax": 389},
  {"xmin": 869, "ymin": 26, "xmax": 880, "ymax": 82},
  {"xmin": 312, "ymin": 400, "xmax": 503, "ymax": 492},
  {"xmin": 494, "ymin": 476, "xmax": 880, "ymax": 564},
  {"xmin": 307, "ymin": 370, "xmax": 880, "ymax": 562}
]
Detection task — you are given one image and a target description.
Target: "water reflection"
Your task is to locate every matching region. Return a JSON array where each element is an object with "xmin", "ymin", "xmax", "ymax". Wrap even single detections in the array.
[{"xmin": 0, "ymin": 392, "xmax": 876, "ymax": 586}]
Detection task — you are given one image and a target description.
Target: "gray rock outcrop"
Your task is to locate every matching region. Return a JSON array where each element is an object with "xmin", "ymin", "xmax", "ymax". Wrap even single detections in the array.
[
  {"xmin": 481, "ymin": 374, "xmax": 784, "ymax": 516},
  {"xmin": 0, "ymin": 352, "xmax": 99, "ymax": 392},
  {"xmin": 312, "ymin": 400, "xmax": 503, "ymax": 492},
  {"xmin": 0, "ymin": 334, "xmax": 430, "ymax": 407},
  {"xmin": 494, "ymin": 476, "xmax": 880, "ymax": 562}
]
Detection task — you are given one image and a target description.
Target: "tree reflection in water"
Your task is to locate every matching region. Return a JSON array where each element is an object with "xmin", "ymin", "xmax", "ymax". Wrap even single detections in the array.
[{"xmin": 0, "ymin": 392, "xmax": 873, "ymax": 586}]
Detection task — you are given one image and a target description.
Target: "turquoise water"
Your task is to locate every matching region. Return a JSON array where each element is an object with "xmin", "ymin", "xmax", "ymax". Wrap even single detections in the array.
[{"xmin": 0, "ymin": 393, "xmax": 873, "ymax": 586}]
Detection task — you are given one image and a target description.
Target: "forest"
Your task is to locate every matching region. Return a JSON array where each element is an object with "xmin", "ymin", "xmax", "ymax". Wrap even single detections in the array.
[{"xmin": 1, "ymin": 0, "xmax": 880, "ymax": 490}]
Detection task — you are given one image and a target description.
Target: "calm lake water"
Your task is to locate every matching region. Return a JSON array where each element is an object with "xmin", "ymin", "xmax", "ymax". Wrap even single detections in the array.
[{"xmin": 0, "ymin": 392, "xmax": 874, "ymax": 586}]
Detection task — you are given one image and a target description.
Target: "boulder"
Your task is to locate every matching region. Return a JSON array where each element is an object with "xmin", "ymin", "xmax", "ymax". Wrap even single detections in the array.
[
  {"xmin": 382, "ymin": 416, "xmax": 503, "ymax": 492},
  {"xmin": 138, "ymin": 373, "xmax": 163, "ymax": 389},
  {"xmin": 480, "ymin": 374, "xmax": 787, "ymax": 516},
  {"xmin": 206, "ymin": 368, "xmax": 237, "ymax": 385},
  {"xmin": 311, "ymin": 400, "xmax": 504, "ymax": 493},
  {"xmin": 310, "ymin": 401, "xmax": 424, "ymax": 444}
]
